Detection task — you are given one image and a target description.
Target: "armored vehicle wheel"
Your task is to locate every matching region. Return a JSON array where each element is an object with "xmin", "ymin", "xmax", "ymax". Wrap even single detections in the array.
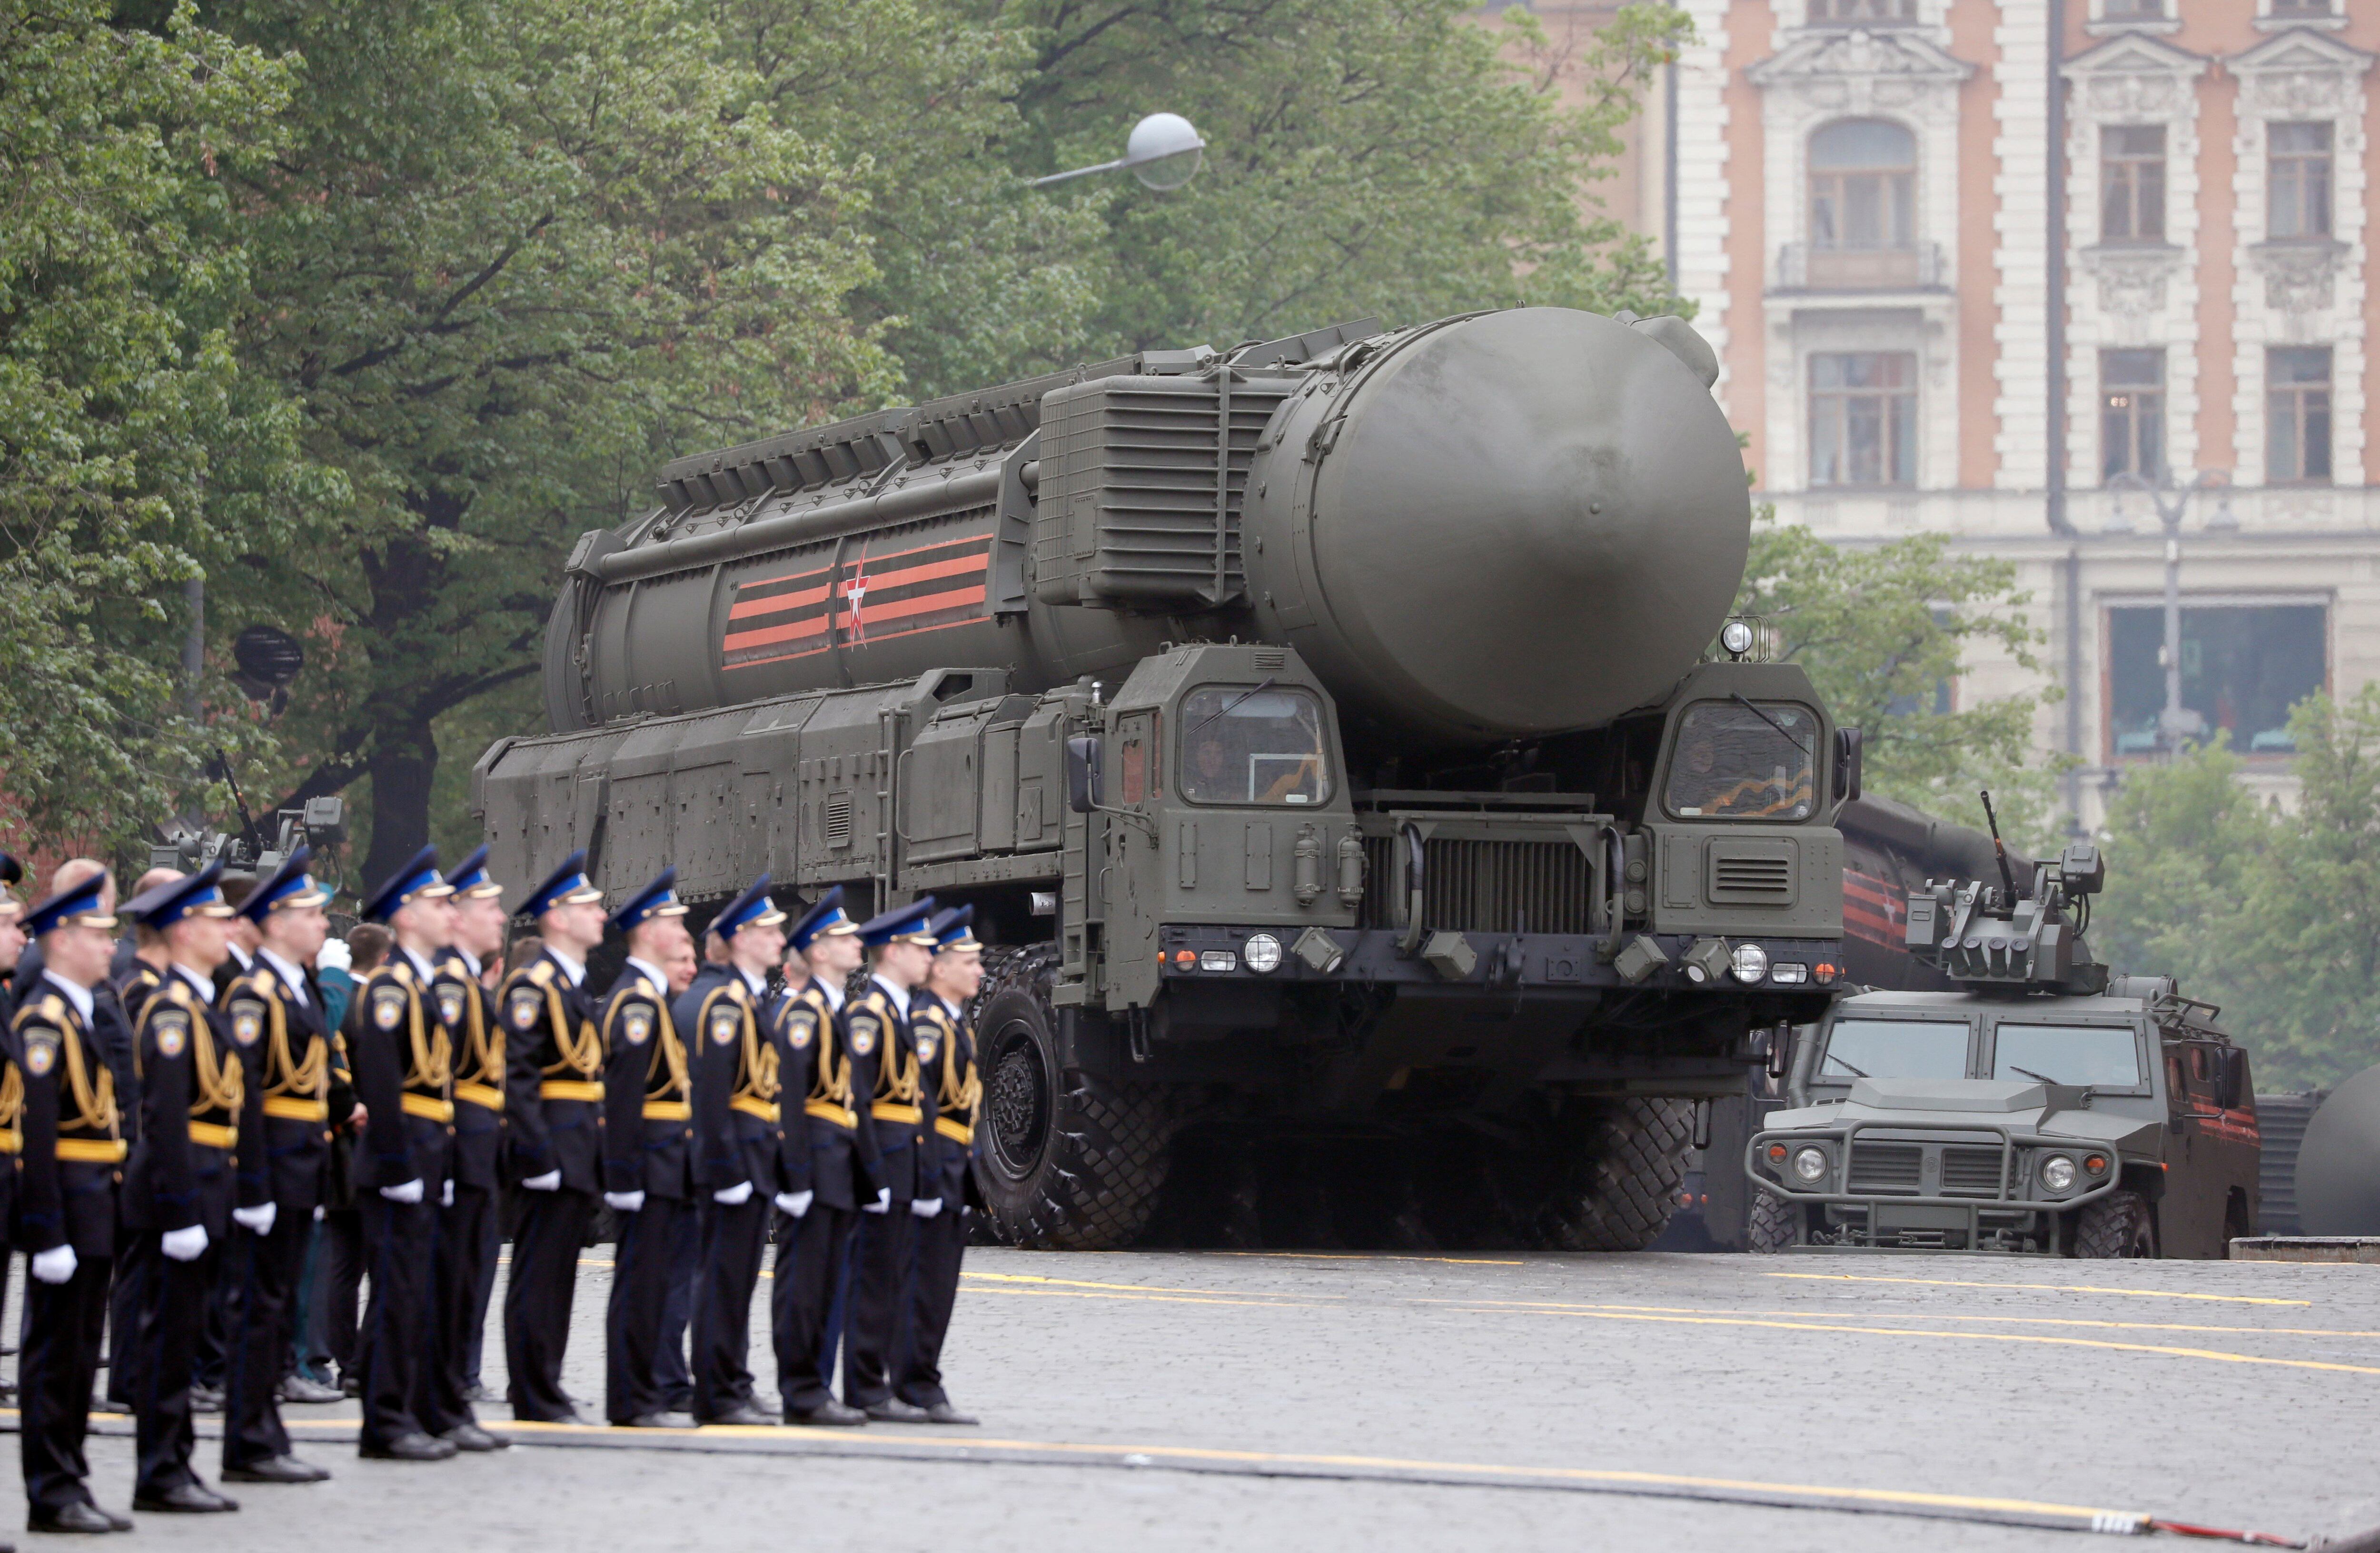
[
  {"xmin": 2074, "ymin": 1190, "xmax": 2158, "ymax": 1259},
  {"xmin": 1747, "ymin": 1190, "xmax": 1798, "ymax": 1254},
  {"xmin": 971, "ymin": 945, "xmax": 1179, "ymax": 1250},
  {"xmin": 1533, "ymin": 1097, "xmax": 1694, "ymax": 1252}
]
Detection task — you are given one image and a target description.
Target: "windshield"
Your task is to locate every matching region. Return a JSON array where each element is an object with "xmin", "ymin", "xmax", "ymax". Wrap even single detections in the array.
[
  {"xmin": 1665, "ymin": 702, "xmax": 1817, "ymax": 820},
  {"xmin": 1819, "ymin": 1017, "xmax": 1971, "ymax": 1081},
  {"xmin": 1177, "ymin": 686, "xmax": 1330, "ymax": 806},
  {"xmin": 1991, "ymin": 1024, "xmax": 2144, "ymax": 1089}
]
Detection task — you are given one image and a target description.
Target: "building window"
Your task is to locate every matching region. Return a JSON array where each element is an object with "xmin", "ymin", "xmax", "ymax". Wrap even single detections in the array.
[
  {"xmin": 2099, "ymin": 126, "xmax": 2166, "ymax": 243},
  {"xmin": 1810, "ymin": 353, "xmax": 1918, "ymax": 488},
  {"xmin": 2107, "ymin": 604, "xmax": 2326, "ymax": 756},
  {"xmin": 2268, "ymin": 122, "xmax": 2333, "ymax": 239},
  {"xmin": 2268, "ymin": 0, "xmax": 2334, "ymax": 17},
  {"xmin": 1808, "ymin": 0, "xmax": 1915, "ymax": 20},
  {"xmin": 2101, "ymin": 349, "xmax": 2165, "ymax": 483},
  {"xmin": 1808, "ymin": 119, "xmax": 1917, "ymax": 287},
  {"xmin": 2102, "ymin": 0, "xmax": 2165, "ymax": 17},
  {"xmin": 2267, "ymin": 347, "xmax": 2331, "ymax": 485}
]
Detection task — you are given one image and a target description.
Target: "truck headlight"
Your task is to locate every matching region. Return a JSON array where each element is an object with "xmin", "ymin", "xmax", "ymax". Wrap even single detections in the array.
[
  {"xmin": 2040, "ymin": 1155, "xmax": 2077, "ymax": 1193},
  {"xmin": 1243, "ymin": 933, "xmax": 1284, "ymax": 974},
  {"xmin": 1791, "ymin": 1146, "xmax": 1828, "ymax": 1184},
  {"xmin": 1730, "ymin": 943, "xmax": 1771, "ymax": 984}
]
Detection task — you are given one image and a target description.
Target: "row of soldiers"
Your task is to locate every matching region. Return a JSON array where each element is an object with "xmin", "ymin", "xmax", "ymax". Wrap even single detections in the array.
[{"xmin": 0, "ymin": 843, "xmax": 982, "ymax": 1534}]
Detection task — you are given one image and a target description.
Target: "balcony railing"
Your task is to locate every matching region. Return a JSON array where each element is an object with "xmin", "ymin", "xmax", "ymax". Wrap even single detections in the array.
[{"xmin": 1776, "ymin": 241, "xmax": 1944, "ymax": 292}]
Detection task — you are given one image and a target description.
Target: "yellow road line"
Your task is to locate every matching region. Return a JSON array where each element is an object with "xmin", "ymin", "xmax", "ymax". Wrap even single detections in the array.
[
  {"xmin": 965, "ymin": 1270, "xmax": 1335, "ymax": 1299},
  {"xmin": 1205, "ymin": 1251, "xmax": 1525, "ymax": 1266},
  {"xmin": 965, "ymin": 1285, "xmax": 1337, "ymax": 1311},
  {"xmin": 1765, "ymin": 1272, "xmax": 2312, "ymax": 1306},
  {"xmin": 1437, "ymin": 1298, "xmax": 2380, "ymax": 1341}
]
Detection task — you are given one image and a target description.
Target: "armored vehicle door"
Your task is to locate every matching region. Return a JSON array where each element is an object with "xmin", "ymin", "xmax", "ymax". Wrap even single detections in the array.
[
  {"xmin": 1104, "ymin": 708, "xmax": 1162, "ymax": 1008},
  {"xmin": 2164, "ymin": 1038, "xmax": 2258, "ymax": 1255}
]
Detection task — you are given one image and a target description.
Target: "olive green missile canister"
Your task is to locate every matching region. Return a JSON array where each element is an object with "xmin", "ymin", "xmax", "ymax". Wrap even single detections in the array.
[{"xmin": 541, "ymin": 308, "xmax": 1749, "ymax": 751}]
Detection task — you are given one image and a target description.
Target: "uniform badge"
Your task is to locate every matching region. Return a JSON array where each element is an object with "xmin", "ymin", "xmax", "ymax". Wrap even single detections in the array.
[
  {"xmin": 371, "ymin": 985, "xmax": 407, "ymax": 1031},
  {"xmin": 623, "ymin": 1006, "xmax": 653, "ymax": 1046},
  {"xmin": 229, "ymin": 999, "xmax": 265, "ymax": 1047},
  {"xmin": 786, "ymin": 1012, "xmax": 815, "ymax": 1051},
  {"xmin": 435, "ymin": 984, "xmax": 466, "ymax": 1028},
  {"xmin": 849, "ymin": 1015, "xmax": 877, "ymax": 1057},
  {"xmin": 710, "ymin": 1006, "xmax": 740, "ymax": 1047},
  {"xmin": 154, "ymin": 1009, "xmax": 188, "ymax": 1059},
  {"xmin": 508, "ymin": 986, "xmax": 544, "ymax": 1032},
  {"xmin": 23, "ymin": 1032, "xmax": 56, "ymax": 1077},
  {"xmin": 918, "ymin": 1034, "xmax": 939, "ymax": 1063}
]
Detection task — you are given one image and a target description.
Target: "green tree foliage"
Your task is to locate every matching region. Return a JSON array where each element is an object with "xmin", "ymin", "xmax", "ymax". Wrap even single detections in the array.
[
  {"xmin": 0, "ymin": 0, "xmax": 319, "ymax": 858},
  {"xmin": 1733, "ymin": 511, "xmax": 2063, "ymax": 848}
]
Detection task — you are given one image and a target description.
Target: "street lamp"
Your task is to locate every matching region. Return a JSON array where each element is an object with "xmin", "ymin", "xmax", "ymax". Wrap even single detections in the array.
[
  {"xmin": 1031, "ymin": 112, "xmax": 1208, "ymax": 190},
  {"xmin": 2105, "ymin": 468, "xmax": 2228, "ymax": 755}
]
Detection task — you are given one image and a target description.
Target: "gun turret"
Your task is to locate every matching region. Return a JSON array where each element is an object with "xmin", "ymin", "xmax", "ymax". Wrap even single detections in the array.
[
  {"xmin": 151, "ymin": 796, "xmax": 349, "ymax": 892},
  {"xmin": 1903, "ymin": 828, "xmax": 2107, "ymax": 996}
]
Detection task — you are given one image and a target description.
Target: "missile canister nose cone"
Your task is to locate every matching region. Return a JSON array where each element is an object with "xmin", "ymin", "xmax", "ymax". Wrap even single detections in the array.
[{"xmin": 1247, "ymin": 307, "xmax": 1752, "ymax": 743}]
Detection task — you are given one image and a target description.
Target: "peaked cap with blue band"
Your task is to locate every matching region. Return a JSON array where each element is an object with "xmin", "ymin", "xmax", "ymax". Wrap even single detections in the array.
[
  {"xmin": 24, "ymin": 872, "xmax": 114, "ymax": 937},
  {"xmin": 927, "ymin": 904, "xmax": 981, "ymax": 954},
  {"xmin": 857, "ymin": 896, "xmax": 939, "ymax": 949},
  {"xmin": 519, "ymin": 850, "xmax": 604, "ymax": 921},
  {"xmin": 611, "ymin": 868, "xmax": 689, "ymax": 934},
  {"xmin": 443, "ymin": 844, "xmax": 505, "ymax": 902},
  {"xmin": 709, "ymin": 875, "xmax": 787, "ymax": 939},
  {"xmin": 787, "ymin": 885, "xmax": 857, "ymax": 953},
  {"xmin": 359, "ymin": 845, "xmax": 454, "ymax": 926},
  {"xmin": 242, "ymin": 846, "xmax": 330, "ymax": 922},
  {"xmin": 125, "ymin": 860, "xmax": 238, "ymax": 931}
]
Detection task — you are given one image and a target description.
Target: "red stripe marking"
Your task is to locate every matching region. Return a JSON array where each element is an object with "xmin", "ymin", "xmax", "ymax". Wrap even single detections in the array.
[{"xmin": 728, "ymin": 578, "xmax": 832, "ymax": 622}]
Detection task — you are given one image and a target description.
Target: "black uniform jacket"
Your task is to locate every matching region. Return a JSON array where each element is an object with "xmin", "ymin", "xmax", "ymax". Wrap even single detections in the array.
[
  {"xmin": 342, "ymin": 956, "xmax": 454, "ymax": 1197},
  {"xmin": 676, "ymin": 966, "xmax": 786, "ymax": 1198},
  {"xmin": 775, "ymin": 981, "xmax": 876, "ymax": 1212},
  {"xmin": 912, "ymin": 994, "xmax": 980, "ymax": 1207},
  {"xmin": 125, "ymin": 972, "xmax": 267, "ymax": 1237},
  {"xmin": 432, "ymin": 953, "xmax": 505, "ymax": 1193},
  {"xmin": 499, "ymin": 948, "xmax": 602, "ymax": 1194},
  {"xmin": 99, "ymin": 960, "xmax": 152, "ymax": 1145},
  {"xmin": 223, "ymin": 958, "xmax": 338, "ymax": 1219},
  {"xmin": 600, "ymin": 963, "xmax": 693, "ymax": 1200},
  {"xmin": 847, "ymin": 979, "xmax": 934, "ymax": 1204},
  {"xmin": 12, "ymin": 984, "xmax": 122, "ymax": 1256}
]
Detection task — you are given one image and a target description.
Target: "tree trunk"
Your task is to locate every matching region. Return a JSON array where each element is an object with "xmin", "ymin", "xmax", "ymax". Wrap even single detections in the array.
[{"xmin": 360, "ymin": 717, "xmax": 438, "ymax": 890}]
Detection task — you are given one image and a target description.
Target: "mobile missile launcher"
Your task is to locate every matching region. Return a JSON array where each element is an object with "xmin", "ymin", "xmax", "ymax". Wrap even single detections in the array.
[
  {"xmin": 476, "ymin": 307, "xmax": 1862, "ymax": 1249},
  {"xmin": 1746, "ymin": 828, "xmax": 2260, "ymax": 1257}
]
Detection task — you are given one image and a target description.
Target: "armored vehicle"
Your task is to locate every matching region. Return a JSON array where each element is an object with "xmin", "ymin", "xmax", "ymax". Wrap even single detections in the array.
[
  {"xmin": 476, "ymin": 306, "xmax": 1863, "ymax": 1249},
  {"xmin": 1746, "ymin": 835, "xmax": 2260, "ymax": 1256}
]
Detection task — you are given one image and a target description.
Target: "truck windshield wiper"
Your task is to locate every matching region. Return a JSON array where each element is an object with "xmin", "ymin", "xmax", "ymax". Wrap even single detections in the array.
[
  {"xmin": 1732, "ymin": 693, "xmax": 1812, "ymax": 751},
  {"xmin": 1188, "ymin": 677, "xmax": 1276, "ymax": 739},
  {"xmin": 1823, "ymin": 1054, "xmax": 1869, "ymax": 1079},
  {"xmin": 2007, "ymin": 1064, "xmax": 2060, "ymax": 1085}
]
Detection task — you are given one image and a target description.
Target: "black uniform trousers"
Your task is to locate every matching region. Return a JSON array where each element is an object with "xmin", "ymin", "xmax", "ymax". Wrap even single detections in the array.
[
  {"xmin": 356, "ymin": 1193, "xmax": 436, "ymax": 1449},
  {"xmin": 841, "ymin": 1206, "xmax": 915, "ymax": 1409},
  {"xmin": 504, "ymin": 1186, "xmax": 592, "ymax": 1421},
  {"xmin": 689, "ymin": 1194, "xmax": 769, "ymax": 1421},
  {"xmin": 895, "ymin": 1205, "xmax": 967, "ymax": 1409},
  {"xmin": 221, "ymin": 1213, "xmax": 310, "ymax": 1468},
  {"xmin": 427, "ymin": 1184, "xmax": 494, "ymax": 1432},
  {"xmin": 312, "ymin": 1208, "xmax": 365, "ymax": 1383},
  {"xmin": 21, "ymin": 1253, "xmax": 111, "ymax": 1514},
  {"xmin": 104, "ymin": 1234, "xmax": 148, "ymax": 1407},
  {"xmin": 605, "ymin": 1196, "xmax": 684, "ymax": 1422},
  {"xmin": 129, "ymin": 1232, "xmax": 218, "ymax": 1497},
  {"xmin": 463, "ymin": 1193, "xmax": 502, "ymax": 1387},
  {"xmin": 772, "ymin": 1201, "xmax": 853, "ymax": 1412}
]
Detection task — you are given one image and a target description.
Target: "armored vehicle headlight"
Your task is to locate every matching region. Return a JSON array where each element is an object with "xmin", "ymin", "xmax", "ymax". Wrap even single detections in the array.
[
  {"xmin": 1730, "ymin": 943, "xmax": 1771, "ymax": 984},
  {"xmin": 1243, "ymin": 933, "xmax": 1284, "ymax": 974},
  {"xmin": 1199, "ymin": 950, "xmax": 1238, "ymax": 973},
  {"xmin": 2040, "ymin": 1155, "xmax": 2078, "ymax": 1193},
  {"xmin": 1791, "ymin": 1146, "xmax": 1828, "ymax": 1184}
]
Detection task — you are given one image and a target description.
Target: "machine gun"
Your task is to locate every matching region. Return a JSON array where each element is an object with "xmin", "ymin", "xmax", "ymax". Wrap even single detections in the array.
[
  {"xmin": 151, "ymin": 796, "xmax": 349, "ymax": 894},
  {"xmin": 1902, "ymin": 791, "xmax": 2106, "ymax": 996}
]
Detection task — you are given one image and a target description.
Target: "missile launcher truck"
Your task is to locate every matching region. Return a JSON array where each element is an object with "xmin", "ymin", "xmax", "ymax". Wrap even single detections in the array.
[{"xmin": 474, "ymin": 306, "xmax": 1864, "ymax": 1249}]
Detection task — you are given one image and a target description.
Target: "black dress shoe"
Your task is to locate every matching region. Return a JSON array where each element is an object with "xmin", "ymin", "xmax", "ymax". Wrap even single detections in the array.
[
  {"xmin": 786, "ymin": 1399, "xmax": 866, "ymax": 1427},
  {"xmin": 922, "ymin": 1402, "xmax": 979, "ymax": 1425},
  {"xmin": 188, "ymin": 1385, "xmax": 225, "ymax": 1415},
  {"xmin": 863, "ymin": 1398, "xmax": 929, "ymax": 1424},
  {"xmin": 277, "ymin": 1374, "xmax": 343, "ymax": 1405},
  {"xmin": 28, "ymin": 1500, "xmax": 123, "ymax": 1533},
  {"xmin": 339, "ymin": 1374, "xmax": 362, "ymax": 1399},
  {"xmin": 358, "ymin": 1432, "xmax": 458, "ymax": 1462},
  {"xmin": 617, "ymin": 1412, "xmax": 694, "ymax": 1429},
  {"xmin": 696, "ymin": 1403, "xmax": 776, "ymax": 1427},
  {"xmin": 441, "ymin": 1424, "xmax": 508, "ymax": 1452},
  {"xmin": 222, "ymin": 1455, "xmax": 331, "ymax": 1484},
  {"xmin": 131, "ymin": 1483, "xmax": 238, "ymax": 1513},
  {"xmin": 463, "ymin": 1382, "xmax": 496, "ymax": 1404}
]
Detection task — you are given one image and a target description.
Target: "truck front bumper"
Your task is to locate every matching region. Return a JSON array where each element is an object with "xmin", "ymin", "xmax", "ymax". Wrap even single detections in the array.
[
  {"xmin": 1746, "ymin": 1124, "xmax": 2124, "ymax": 1252},
  {"xmin": 1157, "ymin": 924, "xmax": 1845, "ymax": 996}
]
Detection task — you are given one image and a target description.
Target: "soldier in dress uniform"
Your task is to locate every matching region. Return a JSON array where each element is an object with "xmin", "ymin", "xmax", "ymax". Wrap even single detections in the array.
[
  {"xmin": 429, "ymin": 847, "xmax": 509, "ymax": 1434},
  {"xmin": 102, "ymin": 872, "xmax": 172, "ymax": 1415},
  {"xmin": 347, "ymin": 848, "xmax": 463, "ymax": 1462},
  {"xmin": 841, "ymin": 896, "xmax": 942, "ymax": 1422},
  {"xmin": 677, "ymin": 877, "xmax": 789, "ymax": 1427},
  {"xmin": 768, "ymin": 887, "xmax": 870, "ymax": 1426},
  {"xmin": 0, "ymin": 852, "xmax": 26, "ymax": 1027},
  {"xmin": 15, "ymin": 873, "xmax": 131, "ymax": 1533},
  {"xmin": 595, "ymin": 870, "xmax": 695, "ymax": 1427},
  {"xmin": 499, "ymin": 851, "xmax": 608, "ymax": 1425},
  {"xmin": 895, "ymin": 906, "xmax": 984, "ymax": 1425},
  {"xmin": 217, "ymin": 848, "xmax": 339, "ymax": 1486},
  {"xmin": 118, "ymin": 864, "xmax": 264, "ymax": 1515}
]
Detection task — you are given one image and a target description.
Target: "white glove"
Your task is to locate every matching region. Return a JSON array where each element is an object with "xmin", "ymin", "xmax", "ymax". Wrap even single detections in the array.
[
  {"xmin": 521, "ymin": 1169, "xmax": 562, "ymax": 1192},
  {"xmin": 379, "ymin": 1177, "xmax": 425, "ymax": 1204},
  {"xmin": 30, "ymin": 1244, "xmax": 77, "ymax": 1284},
  {"xmin": 316, "ymin": 938, "xmax": 352, "ymax": 974},
  {"xmin": 911, "ymin": 1196, "xmax": 943, "ymax": 1219},
  {"xmin": 712, "ymin": 1180, "xmax": 754, "ymax": 1206},
  {"xmin": 232, "ymin": 1203, "xmax": 278, "ymax": 1236},
  {"xmin": 774, "ymin": 1189, "xmax": 813, "ymax": 1219},
  {"xmin": 862, "ymin": 1186, "xmax": 892, "ymax": 1215},
  {"xmin": 314, "ymin": 1205, "xmax": 326, "ymax": 1222},
  {"xmin": 441, "ymin": 1178, "xmax": 455, "ymax": 1208},
  {"xmin": 161, "ymin": 1224, "xmax": 210, "ymax": 1261},
  {"xmin": 604, "ymin": 1191, "xmax": 646, "ymax": 1212}
]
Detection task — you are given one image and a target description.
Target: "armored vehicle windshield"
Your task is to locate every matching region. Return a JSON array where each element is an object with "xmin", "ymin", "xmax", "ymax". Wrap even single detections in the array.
[
  {"xmin": 1818, "ymin": 1015, "xmax": 1970, "ymax": 1081},
  {"xmin": 1663, "ymin": 701, "xmax": 1817, "ymax": 821},
  {"xmin": 1989, "ymin": 1020, "xmax": 2145, "ymax": 1091}
]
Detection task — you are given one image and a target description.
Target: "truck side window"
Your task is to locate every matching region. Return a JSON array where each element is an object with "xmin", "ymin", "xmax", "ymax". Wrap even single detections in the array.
[
  {"xmin": 1177, "ymin": 686, "xmax": 1329, "ymax": 806},
  {"xmin": 1664, "ymin": 702, "xmax": 1816, "ymax": 821}
]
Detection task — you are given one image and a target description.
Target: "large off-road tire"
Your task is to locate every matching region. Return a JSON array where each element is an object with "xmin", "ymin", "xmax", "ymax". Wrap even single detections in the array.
[
  {"xmin": 1534, "ymin": 1097, "xmax": 1695, "ymax": 1252},
  {"xmin": 971, "ymin": 945, "xmax": 1178, "ymax": 1249},
  {"xmin": 2074, "ymin": 1189, "xmax": 2158, "ymax": 1259},
  {"xmin": 1747, "ymin": 1190, "xmax": 1799, "ymax": 1254}
]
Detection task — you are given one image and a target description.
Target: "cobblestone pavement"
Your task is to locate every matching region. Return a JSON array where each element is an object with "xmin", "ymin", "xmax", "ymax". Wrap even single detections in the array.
[{"xmin": 9, "ymin": 1245, "xmax": 2379, "ymax": 1551}]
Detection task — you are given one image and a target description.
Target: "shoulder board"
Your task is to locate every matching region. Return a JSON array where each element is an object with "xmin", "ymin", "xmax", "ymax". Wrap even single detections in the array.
[
  {"xmin": 13, "ymin": 995, "xmax": 66, "ymax": 1035},
  {"xmin": 160, "ymin": 979, "xmax": 196, "ymax": 1008},
  {"xmin": 387, "ymin": 960, "xmax": 414, "ymax": 987},
  {"xmin": 529, "ymin": 962, "xmax": 555, "ymax": 987}
]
